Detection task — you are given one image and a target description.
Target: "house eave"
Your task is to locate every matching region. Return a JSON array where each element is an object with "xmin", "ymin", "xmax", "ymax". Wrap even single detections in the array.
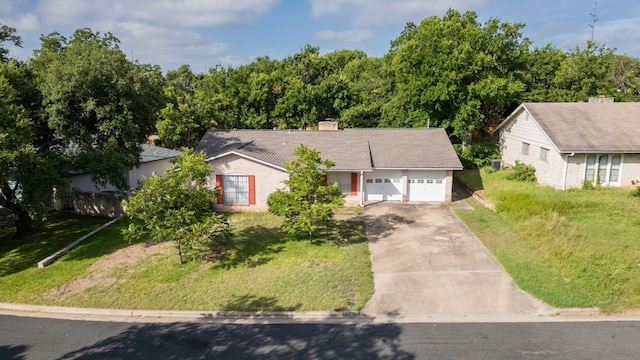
[
  {"xmin": 559, "ymin": 150, "xmax": 640, "ymax": 154},
  {"xmin": 374, "ymin": 167, "xmax": 463, "ymax": 171},
  {"xmin": 205, "ymin": 151, "xmax": 287, "ymax": 172}
]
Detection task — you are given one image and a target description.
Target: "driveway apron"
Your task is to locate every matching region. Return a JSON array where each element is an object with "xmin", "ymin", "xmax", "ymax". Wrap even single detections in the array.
[{"xmin": 359, "ymin": 203, "xmax": 553, "ymax": 317}]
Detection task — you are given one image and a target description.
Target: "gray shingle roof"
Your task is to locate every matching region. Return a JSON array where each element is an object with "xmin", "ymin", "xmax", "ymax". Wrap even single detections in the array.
[
  {"xmin": 140, "ymin": 144, "xmax": 182, "ymax": 163},
  {"xmin": 498, "ymin": 103, "xmax": 640, "ymax": 153},
  {"xmin": 195, "ymin": 128, "xmax": 463, "ymax": 171}
]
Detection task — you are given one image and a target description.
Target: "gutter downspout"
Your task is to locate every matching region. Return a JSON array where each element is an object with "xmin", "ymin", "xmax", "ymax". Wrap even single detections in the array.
[
  {"xmin": 562, "ymin": 153, "xmax": 575, "ymax": 190},
  {"xmin": 359, "ymin": 171, "xmax": 364, "ymax": 207}
]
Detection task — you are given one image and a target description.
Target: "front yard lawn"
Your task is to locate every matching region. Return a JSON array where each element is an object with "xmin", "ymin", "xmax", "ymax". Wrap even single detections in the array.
[
  {"xmin": 0, "ymin": 212, "xmax": 373, "ymax": 312},
  {"xmin": 455, "ymin": 168, "xmax": 640, "ymax": 313}
]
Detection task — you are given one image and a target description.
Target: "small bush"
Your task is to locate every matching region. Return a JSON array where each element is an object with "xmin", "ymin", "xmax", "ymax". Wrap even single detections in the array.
[
  {"xmin": 582, "ymin": 179, "xmax": 595, "ymax": 190},
  {"xmin": 506, "ymin": 161, "xmax": 537, "ymax": 182},
  {"xmin": 583, "ymin": 178, "xmax": 602, "ymax": 190},
  {"xmin": 631, "ymin": 186, "xmax": 640, "ymax": 198},
  {"xmin": 454, "ymin": 140, "xmax": 501, "ymax": 169}
]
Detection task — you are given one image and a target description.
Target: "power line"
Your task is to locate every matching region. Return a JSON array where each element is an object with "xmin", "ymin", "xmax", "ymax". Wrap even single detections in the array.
[{"xmin": 589, "ymin": 2, "xmax": 598, "ymax": 42}]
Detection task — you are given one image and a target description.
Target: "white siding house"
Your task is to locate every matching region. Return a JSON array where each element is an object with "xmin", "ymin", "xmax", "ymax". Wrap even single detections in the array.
[{"xmin": 494, "ymin": 103, "xmax": 640, "ymax": 189}]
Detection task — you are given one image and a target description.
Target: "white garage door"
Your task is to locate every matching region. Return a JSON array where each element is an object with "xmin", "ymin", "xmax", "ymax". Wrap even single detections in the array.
[
  {"xmin": 407, "ymin": 171, "xmax": 446, "ymax": 202},
  {"xmin": 365, "ymin": 170, "xmax": 403, "ymax": 201}
]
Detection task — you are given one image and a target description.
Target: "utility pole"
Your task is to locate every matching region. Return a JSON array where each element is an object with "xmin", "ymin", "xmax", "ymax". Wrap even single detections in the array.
[{"xmin": 589, "ymin": 2, "xmax": 598, "ymax": 42}]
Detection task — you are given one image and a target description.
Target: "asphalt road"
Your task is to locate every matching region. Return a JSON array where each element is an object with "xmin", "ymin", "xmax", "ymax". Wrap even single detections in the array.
[{"xmin": 1, "ymin": 315, "xmax": 639, "ymax": 359}]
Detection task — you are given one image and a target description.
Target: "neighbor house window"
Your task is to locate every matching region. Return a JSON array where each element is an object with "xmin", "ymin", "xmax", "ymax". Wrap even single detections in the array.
[
  {"xmin": 540, "ymin": 147, "xmax": 549, "ymax": 161},
  {"xmin": 522, "ymin": 142, "xmax": 530, "ymax": 155},
  {"xmin": 215, "ymin": 174, "xmax": 256, "ymax": 205},
  {"xmin": 585, "ymin": 154, "xmax": 622, "ymax": 185}
]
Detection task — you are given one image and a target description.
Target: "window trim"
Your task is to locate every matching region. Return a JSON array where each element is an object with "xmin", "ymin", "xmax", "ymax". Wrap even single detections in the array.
[
  {"xmin": 215, "ymin": 174, "xmax": 256, "ymax": 205},
  {"xmin": 539, "ymin": 147, "xmax": 549, "ymax": 162},
  {"xmin": 583, "ymin": 154, "xmax": 623, "ymax": 186}
]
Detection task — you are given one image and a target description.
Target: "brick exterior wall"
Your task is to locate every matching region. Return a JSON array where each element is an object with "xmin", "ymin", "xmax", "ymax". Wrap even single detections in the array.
[
  {"xmin": 622, "ymin": 154, "xmax": 640, "ymax": 187},
  {"xmin": 208, "ymin": 154, "xmax": 457, "ymax": 210},
  {"xmin": 445, "ymin": 170, "xmax": 454, "ymax": 202},
  {"xmin": 206, "ymin": 154, "xmax": 288, "ymax": 212}
]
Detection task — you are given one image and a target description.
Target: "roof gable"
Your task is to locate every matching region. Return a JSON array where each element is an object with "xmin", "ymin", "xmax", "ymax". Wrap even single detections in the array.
[
  {"xmin": 195, "ymin": 128, "xmax": 463, "ymax": 171},
  {"xmin": 496, "ymin": 102, "xmax": 640, "ymax": 153}
]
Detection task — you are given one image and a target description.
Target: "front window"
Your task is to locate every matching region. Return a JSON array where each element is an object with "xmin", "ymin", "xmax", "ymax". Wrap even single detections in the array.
[
  {"xmin": 223, "ymin": 175, "xmax": 249, "ymax": 205},
  {"xmin": 522, "ymin": 142, "xmax": 530, "ymax": 155},
  {"xmin": 585, "ymin": 154, "xmax": 622, "ymax": 185}
]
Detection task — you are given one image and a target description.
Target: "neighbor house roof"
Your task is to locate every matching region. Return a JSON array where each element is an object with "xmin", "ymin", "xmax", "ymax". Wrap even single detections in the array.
[
  {"xmin": 195, "ymin": 128, "xmax": 463, "ymax": 171},
  {"xmin": 62, "ymin": 144, "xmax": 181, "ymax": 177},
  {"xmin": 494, "ymin": 102, "xmax": 640, "ymax": 153},
  {"xmin": 139, "ymin": 144, "xmax": 182, "ymax": 163}
]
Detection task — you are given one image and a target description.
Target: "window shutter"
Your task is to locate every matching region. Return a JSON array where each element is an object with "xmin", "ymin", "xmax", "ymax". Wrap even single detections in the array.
[
  {"xmin": 248, "ymin": 175, "xmax": 256, "ymax": 205},
  {"xmin": 322, "ymin": 174, "xmax": 328, "ymax": 185},
  {"xmin": 215, "ymin": 175, "xmax": 224, "ymax": 204},
  {"xmin": 350, "ymin": 173, "xmax": 358, "ymax": 196}
]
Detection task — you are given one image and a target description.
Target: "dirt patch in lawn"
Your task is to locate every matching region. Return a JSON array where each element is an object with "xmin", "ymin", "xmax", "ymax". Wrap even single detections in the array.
[{"xmin": 45, "ymin": 241, "xmax": 172, "ymax": 300}]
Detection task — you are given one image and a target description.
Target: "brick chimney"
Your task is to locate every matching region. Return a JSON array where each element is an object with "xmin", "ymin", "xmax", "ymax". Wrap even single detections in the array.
[
  {"xmin": 318, "ymin": 119, "xmax": 338, "ymax": 131},
  {"xmin": 588, "ymin": 95, "xmax": 614, "ymax": 103}
]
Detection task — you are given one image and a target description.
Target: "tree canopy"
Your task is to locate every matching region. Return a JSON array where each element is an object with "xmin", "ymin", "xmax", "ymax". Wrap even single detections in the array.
[
  {"xmin": 1, "ymin": 28, "xmax": 164, "ymax": 237},
  {"xmin": 3, "ymin": 11, "xmax": 640, "ymax": 237},
  {"xmin": 124, "ymin": 149, "xmax": 230, "ymax": 264},
  {"xmin": 0, "ymin": 23, "xmax": 22, "ymax": 63},
  {"xmin": 267, "ymin": 145, "xmax": 344, "ymax": 241}
]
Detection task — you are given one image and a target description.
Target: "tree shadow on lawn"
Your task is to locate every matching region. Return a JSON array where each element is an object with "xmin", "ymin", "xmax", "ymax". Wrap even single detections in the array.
[
  {"xmin": 212, "ymin": 225, "xmax": 289, "ymax": 269},
  {"xmin": 59, "ymin": 320, "xmax": 414, "ymax": 359},
  {"xmin": 455, "ymin": 167, "xmax": 485, "ymax": 192},
  {"xmin": 0, "ymin": 213, "xmax": 109, "ymax": 277},
  {"xmin": 322, "ymin": 219, "xmax": 368, "ymax": 247},
  {"xmin": 221, "ymin": 294, "xmax": 302, "ymax": 312},
  {"xmin": 212, "ymin": 218, "xmax": 369, "ymax": 269}
]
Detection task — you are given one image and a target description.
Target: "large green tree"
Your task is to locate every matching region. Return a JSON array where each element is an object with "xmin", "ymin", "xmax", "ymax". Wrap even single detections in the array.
[
  {"xmin": 156, "ymin": 65, "xmax": 217, "ymax": 149},
  {"xmin": 35, "ymin": 29, "xmax": 165, "ymax": 190},
  {"xmin": 391, "ymin": 9, "xmax": 530, "ymax": 136},
  {"xmin": 0, "ymin": 23, "xmax": 22, "ymax": 63},
  {"xmin": 1, "ymin": 28, "xmax": 164, "ymax": 237},
  {"xmin": 0, "ymin": 62, "xmax": 66, "ymax": 237},
  {"xmin": 124, "ymin": 149, "xmax": 230, "ymax": 264},
  {"xmin": 267, "ymin": 145, "xmax": 344, "ymax": 241},
  {"xmin": 612, "ymin": 55, "xmax": 640, "ymax": 102},
  {"xmin": 550, "ymin": 41, "xmax": 617, "ymax": 101}
]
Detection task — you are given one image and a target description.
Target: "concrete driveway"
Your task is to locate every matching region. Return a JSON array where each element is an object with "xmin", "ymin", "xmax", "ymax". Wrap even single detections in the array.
[{"xmin": 358, "ymin": 202, "xmax": 553, "ymax": 318}]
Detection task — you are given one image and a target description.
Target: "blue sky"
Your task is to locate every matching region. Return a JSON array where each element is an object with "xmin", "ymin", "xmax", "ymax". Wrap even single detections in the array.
[{"xmin": 2, "ymin": 0, "xmax": 639, "ymax": 73}]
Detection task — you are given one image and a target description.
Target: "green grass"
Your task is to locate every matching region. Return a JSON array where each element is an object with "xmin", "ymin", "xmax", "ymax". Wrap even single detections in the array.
[
  {"xmin": 455, "ymin": 169, "xmax": 640, "ymax": 312},
  {"xmin": 0, "ymin": 213, "xmax": 109, "ymax": 277},
  {"xmin": 0, "ymin": 212, "xmax": 373, "ymax": 311}
]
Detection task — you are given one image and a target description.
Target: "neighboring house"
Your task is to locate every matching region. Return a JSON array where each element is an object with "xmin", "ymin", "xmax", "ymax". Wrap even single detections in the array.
[
  {"xmin": 494, "ymin": 102, "xmax": 640, "ymax": 190},
  {"xmin": 60, "ymin": 144, "xmax": 181, "ymax": 217},
  {"xmin": 67, "ymin": 144, "xmax": 182, "ymax": 193},
  {"xmin": 195, "ymin": 124, "xmax": 463, "ymax": 211}
]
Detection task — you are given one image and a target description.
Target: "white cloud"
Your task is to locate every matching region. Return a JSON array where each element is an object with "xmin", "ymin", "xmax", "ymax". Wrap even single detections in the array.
[
  {"xmin": 36, "ymin": 0, "xmax": 280, "ymax": 28},
  {"xmin": 315, "ymin": 28, "xmax": 374, "ymax": 43},
  {"xmin": 0, "ymin": 0, "xmax": 282, "ymax": 72},
  {"xmin": 597, "ymin": 18, "xmax": 640, "ymax": 55},
  {"xmin": 14, "ymin": 13, "xmax": 40, "ymax": 32},
  {"xmin": 114, "ymin": 22, "xmax": 232, "ymax": 72},
  {"xmin": 309, "ymin": 0, "xmax": 488, "ymax": 27}
]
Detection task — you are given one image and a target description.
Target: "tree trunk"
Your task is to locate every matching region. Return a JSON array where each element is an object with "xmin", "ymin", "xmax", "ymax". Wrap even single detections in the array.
[{"xmin": 11, "ymin": 208, "xmax": 34, "ymax": 238}]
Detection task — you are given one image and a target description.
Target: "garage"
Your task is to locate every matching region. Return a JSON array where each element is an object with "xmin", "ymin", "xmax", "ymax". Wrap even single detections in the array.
[
  {"xmin": 365, "ymin": 170, "xmax": 403, "ymax": 201},
  {"xmin": 407, "ymin": 170, "xmax": 446, "ymax": 202}
]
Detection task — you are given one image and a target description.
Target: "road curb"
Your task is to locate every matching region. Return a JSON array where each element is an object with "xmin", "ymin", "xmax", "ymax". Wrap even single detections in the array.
[
  {"xmin": 2, "ymin": 302, "xmax": 639, "ymax": 324},
  {"xmin": 0, "ymin": 302, "xmax": 369, "ymax": 324}
]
